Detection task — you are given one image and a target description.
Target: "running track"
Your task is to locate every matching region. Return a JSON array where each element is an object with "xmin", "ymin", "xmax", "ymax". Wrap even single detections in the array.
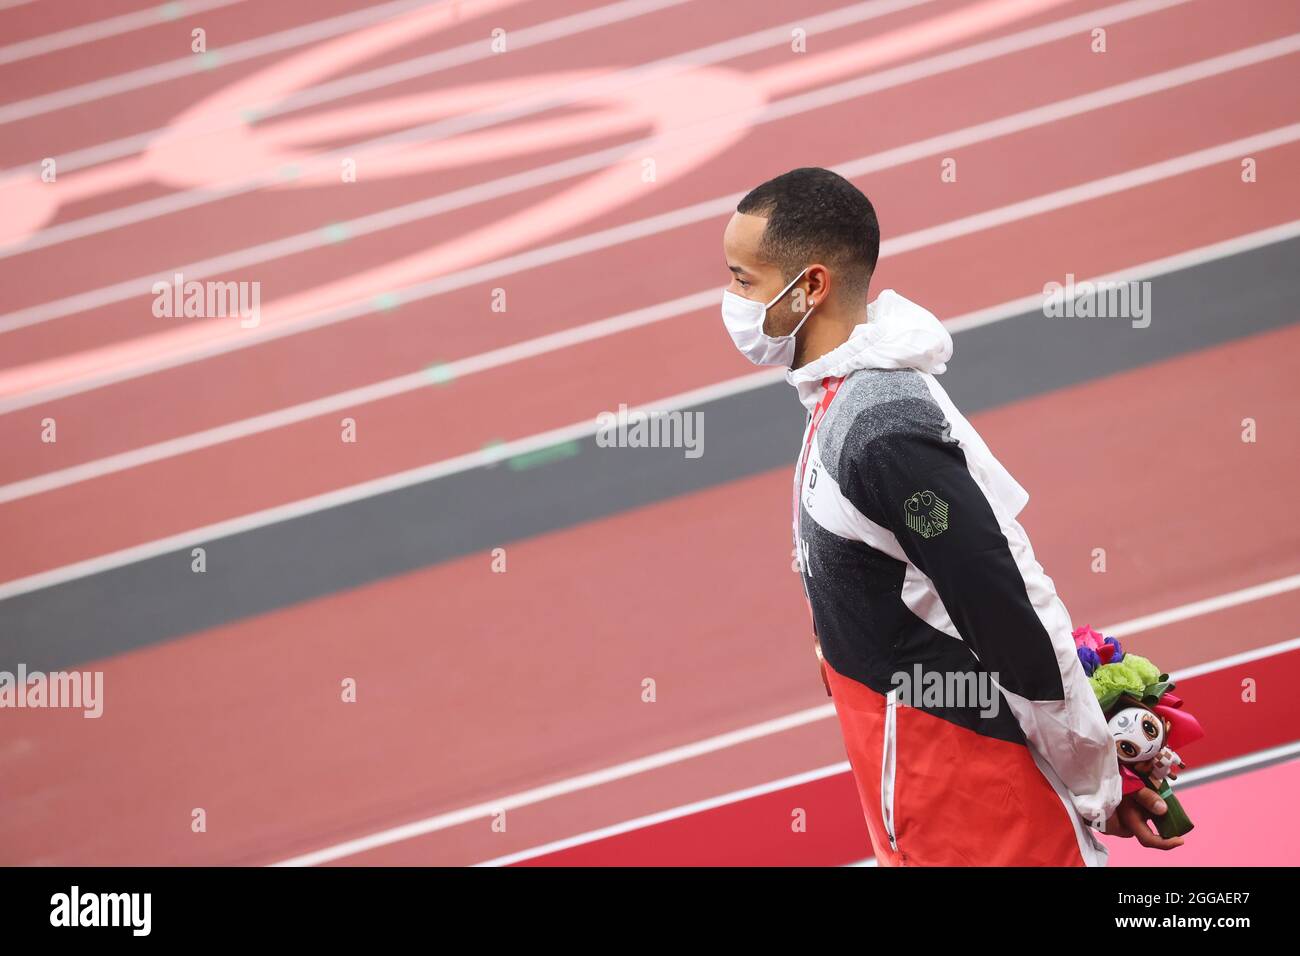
[{"xmin": 0, "ymin": 0, "xmax": 1297, "ymax": 866}]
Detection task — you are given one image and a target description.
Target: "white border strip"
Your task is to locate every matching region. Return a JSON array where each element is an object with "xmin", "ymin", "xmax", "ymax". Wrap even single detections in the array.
[
  {"xmin": 1177, "ymin": 738, "xmax": 1300, "ymax": 784},
  {"xmin": 1107, "ymin": 576, "xmax": 1300, "ymax": 644},
  {"xmin": 1172, "ymin": 632, "xmax": 1300, "ymax": 681},
  {"xmin": 472, "ymin": 761, "xmax": 854, "ymax": 867}
]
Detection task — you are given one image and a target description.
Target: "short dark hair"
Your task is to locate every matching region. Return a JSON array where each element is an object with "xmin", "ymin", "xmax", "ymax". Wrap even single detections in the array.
[{"xmin": 737, "ymin": 167, "xmax": 879, "ymax": 300}]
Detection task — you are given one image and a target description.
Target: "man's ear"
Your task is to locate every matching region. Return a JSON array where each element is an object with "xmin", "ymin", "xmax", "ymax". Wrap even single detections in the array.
[{"xmin": 806, "ymin": 264, "xmax": 831, "ymax": 307}]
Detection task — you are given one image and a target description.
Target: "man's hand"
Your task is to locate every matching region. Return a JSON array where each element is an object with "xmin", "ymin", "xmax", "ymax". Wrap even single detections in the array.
[{"xmin": 1102, "ymin": 787, "xmax": 1184, "ymax": 850}]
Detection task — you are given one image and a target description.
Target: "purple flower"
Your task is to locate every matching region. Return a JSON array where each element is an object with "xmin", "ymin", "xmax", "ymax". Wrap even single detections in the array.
[{"xmin": 1103, "ymin": 636, "xmax": 1124, "ymax": 663}]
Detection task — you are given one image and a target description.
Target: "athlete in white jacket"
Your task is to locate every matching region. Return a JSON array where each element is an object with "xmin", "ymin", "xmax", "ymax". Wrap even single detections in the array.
[{"xmin": 720, "ymin": 167, "xmax": 1180, "ymax": 865}]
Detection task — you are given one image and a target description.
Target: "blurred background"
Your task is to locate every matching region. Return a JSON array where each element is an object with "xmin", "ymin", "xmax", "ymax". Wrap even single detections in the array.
[{"xmin": 0, "ymin": 0, "xmax": 1297, "ymax": 866}]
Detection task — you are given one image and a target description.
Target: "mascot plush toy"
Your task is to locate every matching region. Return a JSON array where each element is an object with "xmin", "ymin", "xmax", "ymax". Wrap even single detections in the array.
[{"xmin": 1073, "ymin": 625, "xmax": 1205, "ymax": 839}]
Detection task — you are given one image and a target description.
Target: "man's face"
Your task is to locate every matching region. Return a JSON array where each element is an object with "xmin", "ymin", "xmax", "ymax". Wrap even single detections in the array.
[{"xmin": 723, "ymin": 211, "xmax": 805, "ymax": 337}]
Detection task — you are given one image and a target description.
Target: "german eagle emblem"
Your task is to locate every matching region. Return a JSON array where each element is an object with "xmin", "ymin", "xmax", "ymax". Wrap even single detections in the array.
[{"xmin": 903, "ymin": 490, "xmax": 949, "ymax": 539}]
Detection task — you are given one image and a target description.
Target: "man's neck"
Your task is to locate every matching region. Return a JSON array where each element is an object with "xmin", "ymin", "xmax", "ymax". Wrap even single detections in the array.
[{"xmin": 792, "ymin": 310, "xmax": 859, "ymax": 371}]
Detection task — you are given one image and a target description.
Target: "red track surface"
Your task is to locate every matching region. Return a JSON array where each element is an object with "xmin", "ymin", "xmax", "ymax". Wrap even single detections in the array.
[{"xmin": 1, "ymin": 0, "xmax": 1297, "ymax": 866}]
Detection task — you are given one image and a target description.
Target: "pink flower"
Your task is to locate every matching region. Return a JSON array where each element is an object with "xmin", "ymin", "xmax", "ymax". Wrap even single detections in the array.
[{"xmin": 1072, "ymin": 624, "xmax": 1105, "ymax": 652}]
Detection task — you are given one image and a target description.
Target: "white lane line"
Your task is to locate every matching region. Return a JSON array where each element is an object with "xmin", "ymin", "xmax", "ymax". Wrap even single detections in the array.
[
  {"xmin": 1105, "ymin": 577, "xmax": 1300, "ymax": 645},
  {"xmin": 4, "ymin": 217, "xmax": 1298, "ymax": 508},
  {"xmin": 270, "ymin": 701, "xmax": 840, "ymax": 867},
  {"xmin": 1167, "ymin": 634, "xmax": 1300, "ymax": 681},
  {"xmin": 1178, "ymin": 738, "xmax": 1300, "ymax": 784},
  {"xmin": 3, "ymin": 0, "xmax": 908, "ymax": 177},
  {"xmin": 0, "ymin": 0, "xmax": 246, "ymax": 66},
  {"xmin": 269, "ymin": 609, "xmax": 1300, "ymax": 866},
  {"xmin": 881, "ymin": 124, "xmax": 1300, "ymax": 255},
  {"xmin": 0, "ymin": 0, "xmax": 1186, "ymax": 260},
  {"xmin": 0, "ymin": 0, "xmax": 435, "ymax": 125},
  {"xmin": 1112, "ymin": 609, "xmax": 1300, "ymax": 675},
  {"xmin": 5, "ymin": 115, "xmax": 1296, "ymax": 417},
  {"xmin": 472, "ymin": 762, "xmax": 854, "ymax": 867},
  {"xmin": 7, "ymin": 19, "xmax": 1284, "ymax": 335},
  {"xmin": 481, "ymin": 736, "xmax": 1300, "ymax": 867}
]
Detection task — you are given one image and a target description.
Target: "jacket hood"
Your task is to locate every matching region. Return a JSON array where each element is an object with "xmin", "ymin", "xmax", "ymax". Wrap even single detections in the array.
[{"xmin": 786, "ymin": 289, "xmax": 953, "ymax": 411}]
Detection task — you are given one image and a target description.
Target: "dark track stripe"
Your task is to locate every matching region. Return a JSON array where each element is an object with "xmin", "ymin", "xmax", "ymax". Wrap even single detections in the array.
[{"xmin": 3, "ymin": 235, "xmax": 1298, "ymax": 671}]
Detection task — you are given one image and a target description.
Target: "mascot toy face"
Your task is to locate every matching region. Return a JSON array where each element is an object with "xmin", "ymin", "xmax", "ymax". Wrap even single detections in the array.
[
  {"xmin": 1073, "ymin": 625, "xmax": 1203, "ymax": 840},
  {"xmin": 1108, "ymin": 704, "xmax": 1167, "ymax": 764}
]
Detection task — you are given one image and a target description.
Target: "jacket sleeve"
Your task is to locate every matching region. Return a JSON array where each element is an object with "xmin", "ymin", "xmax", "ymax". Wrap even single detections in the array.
[{"xmin": 840, "ymin": 402, "xmax": 1123, "ymax": 831}]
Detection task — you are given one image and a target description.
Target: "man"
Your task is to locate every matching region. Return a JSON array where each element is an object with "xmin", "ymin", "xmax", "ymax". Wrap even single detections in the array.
[{"xmin": 721, "ymin": 167, "xmax": 1180, "ymax": 865}]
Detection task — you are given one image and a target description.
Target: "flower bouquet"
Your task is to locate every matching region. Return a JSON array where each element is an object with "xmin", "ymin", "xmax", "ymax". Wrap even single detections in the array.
[{"xmin": 1073, "ymin": 625, "xmax": 1205, "ymax": 839}]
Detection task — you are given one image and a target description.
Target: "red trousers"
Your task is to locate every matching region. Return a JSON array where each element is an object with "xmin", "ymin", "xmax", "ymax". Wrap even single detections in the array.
[{"xmin": 825, "ymin": 659, "xmax": 1105, "ymax": 866}]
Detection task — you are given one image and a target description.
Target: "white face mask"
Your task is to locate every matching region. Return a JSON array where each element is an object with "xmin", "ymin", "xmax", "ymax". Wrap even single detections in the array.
[{"xmin": 721, "ymin": 267, "xmax": 816, "ymax": 367}]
